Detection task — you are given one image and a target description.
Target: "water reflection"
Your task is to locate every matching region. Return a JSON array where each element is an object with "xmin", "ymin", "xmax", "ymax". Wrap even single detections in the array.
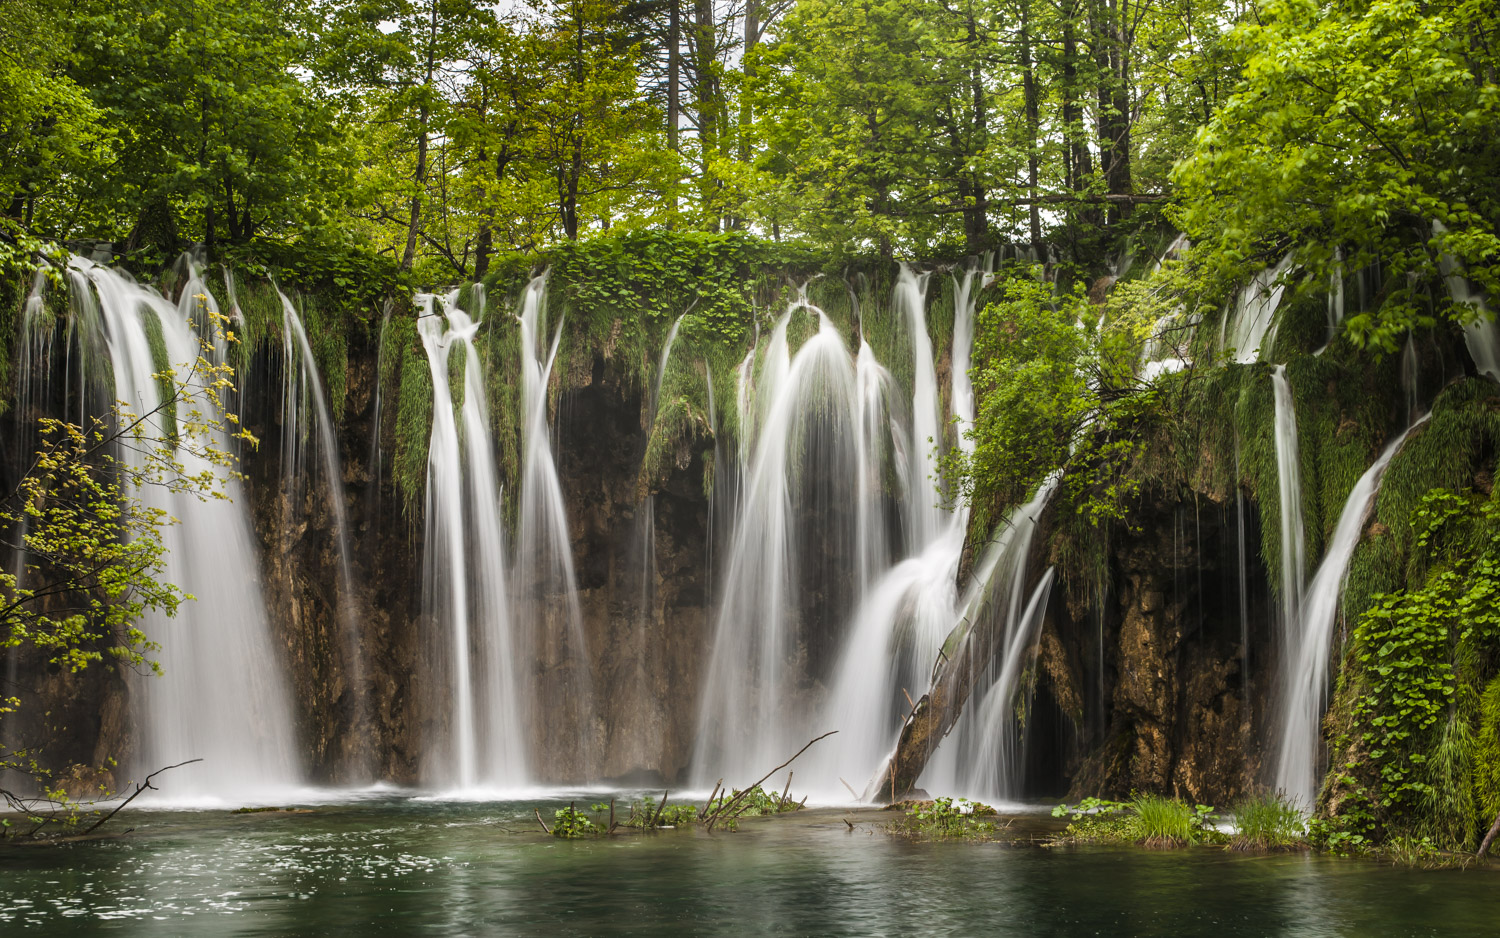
[{"xmin": 1, "ymin": 799, "xmax": 1494, "ymax": 935}]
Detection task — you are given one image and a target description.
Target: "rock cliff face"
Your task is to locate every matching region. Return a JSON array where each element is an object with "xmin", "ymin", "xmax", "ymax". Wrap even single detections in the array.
[
  {"xmin": 556, "ymin": 352, "xmax": 711, "ymax": 784},
  {"xmin": 886, "ymin": 483, "xmax": 1275, "ymax": 806},
  {"xmin": 1050, "ymin": 487, "xmax": 1271, "ymax": 805},
  {"xmin": 8, "ymin": 326, "xmax": 1280, "ymax": 802}
]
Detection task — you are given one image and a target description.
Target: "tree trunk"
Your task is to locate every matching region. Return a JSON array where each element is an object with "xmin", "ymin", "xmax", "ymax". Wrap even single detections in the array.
[
  {"xmin": 402, "ymin": 5, "xmax": 440, "ymax": 272},
  {"xmin": 693, "ymin": 0, "xmax": 721, "ymax": 232},
  {"xmin": 474, "ymin": 225, "xmax": 492, "ymax": 280},
  {"xmin": 1091, "ymin": 0, "xmax": 1133, "ymax": 225},
  {"xmin": 1019, "ymin": 0, "xmax": 1043, "ymax": 259},
  {"xmin": 964, "ymin": 11, "xmax": 988, "ymax": 253},
  {"xmin": 668, "ymin": 0, "xmax": 680, "ymax": 153},
  {"xmin": 739, "ymin": 0, "xmax": 757, "ymax": 164}
]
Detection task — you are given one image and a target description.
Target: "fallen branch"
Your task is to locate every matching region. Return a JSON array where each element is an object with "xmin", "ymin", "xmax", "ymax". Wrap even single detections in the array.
[
  {"xmin": 534, "ymin": 807, "xmax": 551, "ymax": 834},
  {"xmin": 1478, "ymin": 809, "xmax": 1500, "ymax": 859},
  {"xmin": 83, "ymin": 759, "xmax": 203, "ymax": 836},
  {"xmin": 700, "ymin": 779, "xmax": 722, "ymax": 821},
  {"xmin": 706, "ymin": 730, "xmax": 837, "ymax": 832}
]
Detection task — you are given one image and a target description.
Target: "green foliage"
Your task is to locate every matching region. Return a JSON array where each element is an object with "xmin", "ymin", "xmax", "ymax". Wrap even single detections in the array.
[
  {"xmin": 550, "ymin": 805, "xmax": 600, "ymax": 839},
  {"xmin": 2, "ymin": 304, "xmax": 251, "ymax": 837},
  {"xmin": 1324, "ymin": 486, "xmax": 1500, "ymax": 851},
  {"xmin": 705, "ymin": 784, "xmax": 803, "ymax": 820},
  {"xmin": 889, "ymin": 797, "xmax": 1000, "ymax": 840},
  {"xmin": 1230, "ymin": 792, "xmax": 1308, "ymax": 850},
  {"xmin": 1052, "ymin": 795, "xmax": 1221, "ymax": 847},
  {"xmin": 624, "ymin": 799, "xmax": 698, "ymax": 829},
  {"xmin": 1172, "ymin": 0, "xmax": 1500, "ymax": 353},
  {"xmin": 1130, "ymin": 794, "xmax": 1218, "ymax": 847},
  {"xmin": 949, "ymin": 272, "xmax": 1094, "ymax": 515},
  {"xmin": 392, "ymin": 327, "xmax": 433, "ymax": 521}
]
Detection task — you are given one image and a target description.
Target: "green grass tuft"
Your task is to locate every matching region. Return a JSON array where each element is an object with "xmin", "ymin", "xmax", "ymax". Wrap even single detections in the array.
[{"xmin": 1230, "ymin": 791, "xmax": 1307, "ymax": 850}]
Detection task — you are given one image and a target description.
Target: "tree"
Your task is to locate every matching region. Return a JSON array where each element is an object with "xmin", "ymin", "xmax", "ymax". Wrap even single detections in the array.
[
  {"xmin": 55, "ymin": 0, "xmax": 348, "ymax": 259},
  {"xmin": 1171, "ymin": 0, "xmax": 1500, "ymax": 353},
  {"xmin": 0, "ymin": 0, "xmax": 112, "ymax": 275},
  {"xmin": 1, "ymin": 277, "xmax": 251, "ymax": 838}
]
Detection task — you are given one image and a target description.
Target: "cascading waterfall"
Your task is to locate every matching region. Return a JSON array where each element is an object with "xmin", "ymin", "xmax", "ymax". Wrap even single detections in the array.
[
  {"xmin": 416, "ymin": 289, "xmax": 527, "ymax": 789},
  {"xmin": 1222, "ymin": 255, "xmax": 1295, "ymax": 363},
  {"xmin": 805, "ymin": 267, "xmax": 984, "ymax": 794},
  {"xmin": 894, "ymin": 264, "xmax": 947, "ymax": 546},
  {"xmin": 1270, "ymin": 366, "xmax": 1308, "ymax": 640},
  {"xmin": 695, "ymin": 260, "xmax": 1044, "ymax": 802},
  {"xmin": 916, "ymin": 476, "xmax": 1061, "ymax": 803},
  {"xmin": 1434, "ymin": 220, "xmax": 1500, "ymax": 381},
  {"xmin": 949, "ymin": 255, "xmax": 993, "ymax": 453},
  {"xmin": 691, "ymin": 296, "xmax": 860, "ymax": 788},
  {"xmin": 367, "ymin": 305, "xmax": 391, "ymax": 537},
  {"xmin": 278, "ymin": 290, "xmax": 370, "ymax": 776},
  {"xmin": 1401, "ymin": 334, "xmax": 1421, "ymax": 422},
  {"xmin": 75, "ymin": 258, "xmax": 298, "ymax": 800},
  {"xmin": 1273, "ymin": 416, "xmax": 1429, "ymax": 808},
  {"xmin": 513, "ymin": 273, "xmax": 593, "ymax": 778},
  {"xmin": 1327, "ymin": 249, "xmax": 1346, "ymax": 340}
]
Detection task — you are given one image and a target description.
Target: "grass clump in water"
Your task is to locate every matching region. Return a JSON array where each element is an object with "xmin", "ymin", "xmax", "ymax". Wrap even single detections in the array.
[
  {"xmin": 1229, "ymin": 791, "xmax": 1307, "ymax": 850},
  {"xmin": 1052, "ymin": 795, "xmax": 1223, "ymax": 847}
]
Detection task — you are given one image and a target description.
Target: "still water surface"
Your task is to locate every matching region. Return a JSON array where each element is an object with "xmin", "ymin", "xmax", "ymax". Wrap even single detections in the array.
[{"xmin": 1, "ymin": 796, "xmax": 1492, "ymax": 936}]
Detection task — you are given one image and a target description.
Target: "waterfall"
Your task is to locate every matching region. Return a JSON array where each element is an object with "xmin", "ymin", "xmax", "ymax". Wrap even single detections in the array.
[
  {"xmin": 1222, "ymin": 255, "xmax": 1295, "ymax": 363},
  {"xmin": 853, "ymin": 340, "xmax": 901, "ymax": 596},
  {"xmin": 949, "ymin": 254, "xmax": 993, "ymax": 451},
  {"xmin": 691, "ymin": 296, "xmax": 859, "ymax": 788},
  {"xmin": 513, "ymin": 273, "xmax": 593, "ymax": 779},
  {"xmin": 1270, "ymin": 366, "xmax": 1307, "ymax": 639},
  {"xmin": 278, "ymin": 290, "xmax": 370, "ymax": 777},
  {"xmin": 1327, "ymin": 249, "xmax": 1346, "ymax": 339},
  {"xmin": 917, "ymin": 475, "xmax": 1060, "ymax": 803},
  {"xmin": 367, "ymin": 304, "xmax": 391, "ymax": 536},
  {"xmin": 893, "ymin": 264, "xmax": 946, "ymax": 547},
  {"xmin": 1401, "ymin": 334, "xmax": 1420, "ymax": 422},
  {"xmin": 1272, "ymin": 416, "xmax": 1429, "ymax": 808},
  {"xmin": 75, "ymin": 258, "xmax": 298, "ymax": 800},
  {"xmin": 416, "ymin": 290, "xmax": 526, "ymax": 789}
]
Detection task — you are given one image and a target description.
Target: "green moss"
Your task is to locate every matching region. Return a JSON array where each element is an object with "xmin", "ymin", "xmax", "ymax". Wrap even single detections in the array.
[
  {"xmin": 1475, "ymin": 675, "xmax": 1500, "ymax": 825},
  {"xmin": 140, "ymin": 306, "xmax": 177, "ymax": 441},
  {"xmin": 299, "ymin": 293, "xmax": 350, "ymax": 424},
  {"xmin": 1345, "ymin": 378, "xmax": 1500, "ymax": 622},
  {"xmin": 392, "ymin": 335, "xmax": 433, "ymax": 521}
]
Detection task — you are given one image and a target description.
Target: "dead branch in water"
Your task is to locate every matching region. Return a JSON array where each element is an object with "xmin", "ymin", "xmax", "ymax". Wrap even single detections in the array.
[
  {"xmin": 82, "ymin": 759, "xmax": 204, "ymax": 836},
  {"xmin": 705, "ymin": 730, "xmax": 837, "ymax": 831}
]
